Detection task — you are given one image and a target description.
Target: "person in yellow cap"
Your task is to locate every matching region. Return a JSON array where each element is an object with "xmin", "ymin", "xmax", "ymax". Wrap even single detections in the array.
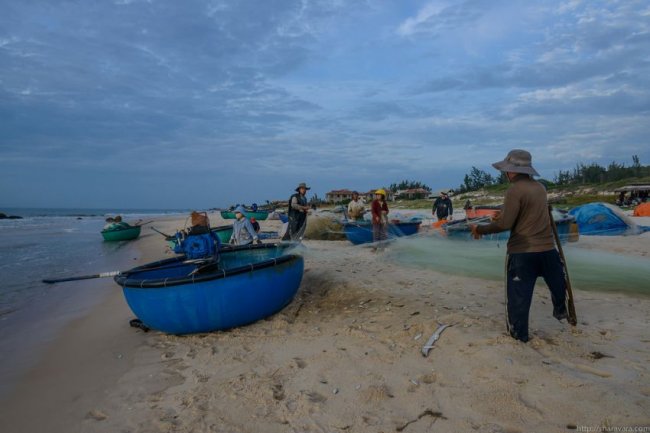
[{"xmin": 371, "ymin": 189, "xmax": 389, "ymax": 247}]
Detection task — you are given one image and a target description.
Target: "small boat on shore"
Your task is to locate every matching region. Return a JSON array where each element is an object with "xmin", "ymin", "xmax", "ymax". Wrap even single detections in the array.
[
  {"xmin": 464, "ymin": 205, "xmax": 502, "ymax": 219},
  {"xmin": 342, "ymin": 220, "xmax": 422, "ymax": 245},
  {"xmin": 101, "ymin": 224, "xmax": 142, "ymax": 242},
  {"xmin": 220, "ymin": 209, "xmax": 270, "ymax": 220},
  {"xmin": 114, "ymin": 243, "xmax": 303, "ymax": 334}
]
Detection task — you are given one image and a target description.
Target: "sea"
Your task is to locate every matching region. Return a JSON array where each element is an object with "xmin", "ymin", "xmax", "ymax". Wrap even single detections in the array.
[{"xmin": 0, "ymin": 207, "xmax": 188, "ymax": 398}]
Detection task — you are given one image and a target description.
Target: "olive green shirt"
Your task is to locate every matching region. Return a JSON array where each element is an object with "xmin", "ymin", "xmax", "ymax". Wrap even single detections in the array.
[{"xmin": 476, "ymin": 174, "xmax": 555, "ymax": 253}]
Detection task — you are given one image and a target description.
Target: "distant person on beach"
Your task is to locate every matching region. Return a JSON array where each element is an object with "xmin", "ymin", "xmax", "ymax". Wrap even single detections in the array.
[
  {"xmin": 432, "ymin": 191, "xmax": 453, "ymax": 221},
  {"xmin": 230, "ymin": 206, "xmax": 260, "ymax": 245},
  {"xmin": 347, "ymin": 191, "xmax": 366, "ymax": 221},
  {"xmin": 469, "ymin": 149, "xmax": 568, "ymax": 343},
  {"xmin": 371, "ymin": 189, "xmax": 389, "ymax": 247},
  {"xmin": 282, "ymin": 182, "xmax": 311, "ymax": 241}
]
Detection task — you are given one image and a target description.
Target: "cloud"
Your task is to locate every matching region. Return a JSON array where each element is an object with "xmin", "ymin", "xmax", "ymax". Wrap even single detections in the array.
[{"xmin": 0, "ymin": 0, "xmax": 648, "ymax": 207}]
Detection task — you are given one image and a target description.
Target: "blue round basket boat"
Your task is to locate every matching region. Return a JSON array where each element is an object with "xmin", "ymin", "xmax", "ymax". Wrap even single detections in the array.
[
  {"xmin": 115, "ymin": 243, "xmax": 304, "ymax": 334},
  {"xmin": 342, "ymin": 220, "xmax": 422, "ymax": 245}
]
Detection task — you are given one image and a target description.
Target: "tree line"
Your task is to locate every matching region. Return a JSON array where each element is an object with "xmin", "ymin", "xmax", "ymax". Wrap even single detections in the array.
[
  {"xmin": 553, "ymin": 155, "xmax": 648, "ymax": 185},
  {"xmin": 388, "ymin": 180, "xmax": 432, "ymax": 193},
  {"xmin": 456, "ymin": 155, "xmax": 648, "ymax": 193}
]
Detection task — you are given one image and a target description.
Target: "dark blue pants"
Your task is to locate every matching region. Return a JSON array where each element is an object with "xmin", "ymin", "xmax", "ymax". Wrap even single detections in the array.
[{"xmin": 506, "ymin": 249, "xmax": 567, "ymax": 342}]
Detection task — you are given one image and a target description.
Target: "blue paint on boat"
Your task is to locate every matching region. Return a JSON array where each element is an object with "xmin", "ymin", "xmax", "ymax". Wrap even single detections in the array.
[
  {"xmin": 115, "ymin": 243, "xmax": 303, "ymax": 334},
  {"xmin": 343, "ymin": 220, "xmax": 422, "ymax": 245}
]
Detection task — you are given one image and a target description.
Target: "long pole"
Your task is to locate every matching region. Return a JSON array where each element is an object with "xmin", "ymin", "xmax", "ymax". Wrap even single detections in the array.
[{"xmin": 548, "ymin": 205, "xmax": 577, "ymax": 326}]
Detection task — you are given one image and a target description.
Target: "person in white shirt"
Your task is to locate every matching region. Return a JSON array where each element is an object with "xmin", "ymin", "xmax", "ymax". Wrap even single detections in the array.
[{"xmin": 347, "ymin": 191, "xmax": 366, "ymax": 221}]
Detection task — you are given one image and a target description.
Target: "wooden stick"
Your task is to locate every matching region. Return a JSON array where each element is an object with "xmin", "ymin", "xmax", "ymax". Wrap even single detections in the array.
[
  {"xmin": 548, "ymin": 205, "xmax": 577, "ymax": 326},
  {"xmin": 43, "ymin": 271, "xmax": 121, "ymax": 284}
]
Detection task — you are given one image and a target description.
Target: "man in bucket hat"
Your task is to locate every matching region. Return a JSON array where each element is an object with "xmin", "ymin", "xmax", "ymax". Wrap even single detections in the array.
[
  {"xmin": 470, "ymin": 149, "xmax": 568, "ymax": 343},
  {"xmin": 282, "ymin": 182, "xmax": 311, "ymax": 241},
  {"xmin": 432, "ymin": 190, "xmax": 453, "ymax": 222}
]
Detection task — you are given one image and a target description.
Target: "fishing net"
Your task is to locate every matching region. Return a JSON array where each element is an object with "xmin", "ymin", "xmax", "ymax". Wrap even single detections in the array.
[
  {"xmin": 386, "ymin": 234, "xmax": 650, "ymax": 296},
  {"xmin": 302, "ymin": 215, "xmax": 347, "ymax": 241}
]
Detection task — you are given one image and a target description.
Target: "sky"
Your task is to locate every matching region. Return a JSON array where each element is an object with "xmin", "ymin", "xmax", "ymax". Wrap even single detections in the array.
[{"xmin": 1, "ymin": 0, "xmax": 649, "ymax": 209}]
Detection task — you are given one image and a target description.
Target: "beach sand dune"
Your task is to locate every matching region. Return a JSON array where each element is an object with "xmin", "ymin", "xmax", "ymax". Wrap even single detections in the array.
[{"xmin": 2, "ymin": 214, "xmax": 649, "ymax": 433}]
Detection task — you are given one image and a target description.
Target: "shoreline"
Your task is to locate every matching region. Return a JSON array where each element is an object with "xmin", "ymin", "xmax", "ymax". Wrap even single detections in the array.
[{"xmin": 1, "ymin": 212, "xmax": 648, "ymax": 432}]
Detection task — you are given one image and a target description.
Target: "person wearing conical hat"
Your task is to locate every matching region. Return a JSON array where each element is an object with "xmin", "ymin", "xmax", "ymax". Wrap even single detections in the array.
[
  {"xmin": 371, "ymin": 188, "xmax": 389, "ymax": 248},
  {"xmin": 470, "ymin": 149, "xmax": 568, "ymax": 343},
  {"xmin": 282, "ymin": 182, "xmax": 311, "ymax": 241}
]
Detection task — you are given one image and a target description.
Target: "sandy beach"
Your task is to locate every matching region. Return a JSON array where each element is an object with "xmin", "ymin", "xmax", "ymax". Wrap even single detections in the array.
[{"xmin": 1, "ymin": 211, "xmax": 649, "ymax": 433}]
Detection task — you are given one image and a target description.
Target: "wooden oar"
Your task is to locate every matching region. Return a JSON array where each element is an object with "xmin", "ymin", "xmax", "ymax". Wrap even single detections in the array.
[
  {"xmin": 43, "ymin": 257, "xmax": 219, "ymax": 285},
  {"xmin": 150, "ymin": 226, "xmax": 173, "ymax": 238},
  {"xmin": 43, "ymin": 271, "xmax": 122, "ymax": 284},
  {"xmin": 548, "ymin": 205, "xmax": 578, "ymax": 326}
]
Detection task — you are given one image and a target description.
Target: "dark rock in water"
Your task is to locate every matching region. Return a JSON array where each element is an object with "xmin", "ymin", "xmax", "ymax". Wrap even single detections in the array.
[
  {"xmin": 0, "ymin": 213, "xmax": 23, "ymax": 219},
  {"xmin": 77, "ymin": 217, "xmax": 83, "ymax": 220}
]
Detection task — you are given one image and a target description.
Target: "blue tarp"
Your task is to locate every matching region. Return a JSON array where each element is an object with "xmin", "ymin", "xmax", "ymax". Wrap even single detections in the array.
[{"xmin": 568, "ymin": 202, "xmax": 648, "ymax": 236}]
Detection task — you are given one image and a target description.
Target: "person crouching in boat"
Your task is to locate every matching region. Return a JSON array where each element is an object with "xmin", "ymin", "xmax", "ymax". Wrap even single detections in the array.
[
  {"xmin": 230, "ymin": 206, "xmax": 261, "ymax": 246},
  {"xmin": 371, "ymin": 189, "xmax": 389, "ymax": 249},
  {"xmin": 104, "ymin": 215, "xmax": 129, "ymax": 230},
  {"xmin": 250, "ymin": 217, "xmax": 261, "ymax": 233},
  {"xmin": 469, "ymin": 149, "xmax": 568, "ymax": 343}
]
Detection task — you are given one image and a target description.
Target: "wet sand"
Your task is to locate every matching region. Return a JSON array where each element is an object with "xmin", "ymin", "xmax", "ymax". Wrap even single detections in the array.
[{"xmin": 1, "ymin": 212, "xmax": 649, "ymax": 433}]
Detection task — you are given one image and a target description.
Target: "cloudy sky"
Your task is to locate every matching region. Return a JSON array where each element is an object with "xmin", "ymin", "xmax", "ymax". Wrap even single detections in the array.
[{"xmin": 1, "ymin": 0, "xmax": 649, "ymax": 209}]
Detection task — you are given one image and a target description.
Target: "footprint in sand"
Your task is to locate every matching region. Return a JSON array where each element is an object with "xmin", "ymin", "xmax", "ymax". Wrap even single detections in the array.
[
  {"xmin": 272, "ymin": 383, "xmax": 285, "ymax": 401},
  {"xmin": 305, "ymin": 391, "xmax": 326, "ymax": 403}
]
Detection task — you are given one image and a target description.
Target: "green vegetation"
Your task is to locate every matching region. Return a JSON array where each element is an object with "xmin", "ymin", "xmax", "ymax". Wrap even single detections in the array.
[
  {"xmin": 388, "ymin": 180, "xmax": 432, "ymax": 193},
  {"xmin": 554, "ymin": 155, "xmax": 649, "ymax": 185},
  {"xmin": 455, "ymin": 155, "xmax": 649, "ymax": 195}
]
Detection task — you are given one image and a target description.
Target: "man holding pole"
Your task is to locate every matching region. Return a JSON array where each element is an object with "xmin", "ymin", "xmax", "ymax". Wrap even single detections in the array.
[{"xmin": 470, "ymin": 149, "xmax": 574, "ymax": 343}]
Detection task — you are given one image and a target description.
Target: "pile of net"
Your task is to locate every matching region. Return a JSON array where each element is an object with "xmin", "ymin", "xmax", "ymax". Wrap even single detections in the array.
[{"xmin": 568, "ymin": 202, "xmax": 650, "ymax": 235}]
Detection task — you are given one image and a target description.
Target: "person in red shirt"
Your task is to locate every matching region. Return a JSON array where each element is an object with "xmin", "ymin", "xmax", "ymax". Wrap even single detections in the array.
[{"xmin": 371, "ymin": 189, "xmax": 389, "ymax": 247}]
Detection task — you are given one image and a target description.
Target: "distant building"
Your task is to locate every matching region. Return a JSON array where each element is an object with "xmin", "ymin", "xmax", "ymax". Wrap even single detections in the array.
[
  {"xmin": 325, "ymin": 189, "xmax": 356, "ymax": 203},
  {"xmin": 326, "ymin": 188, "xmax": 395, "ymax": 203},
  {"xmin": 395, "ymin": 188, "xmax": 430, "ymax": 200}
]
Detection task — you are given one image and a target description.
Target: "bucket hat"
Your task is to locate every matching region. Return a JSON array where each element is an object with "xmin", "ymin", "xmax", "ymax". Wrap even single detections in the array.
[
  {"xmin": 492, "ymin": 149, "xmax": 540, "ymax": 176},
  {"xmin": 295, "ymin": 182, "xmax": 311, "ymax": 192},
  {"xmin": 234, "ymin": 205, "xmax": 247, "ymax": 216}
]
